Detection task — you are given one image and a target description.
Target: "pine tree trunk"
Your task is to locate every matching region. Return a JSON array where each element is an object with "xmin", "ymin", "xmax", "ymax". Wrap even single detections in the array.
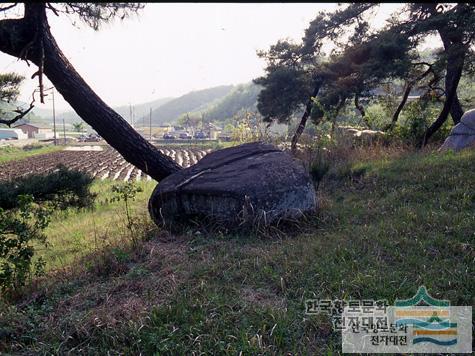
[
  {"xmin": 421, "ymin": 56, "xmax": 464, "ymax": 146},
  {"xmin": 436, "ymin": 15, "xmax": 465, "ymax": 125},
  {"xmin": 450, "ymin": 92, "xmax": 464, "ymax": 124},
  {"xmin": 290, "ymin": 82, "xmax": 322, "ymax": 154},
  {"xmin": 421, "ymin": 24, "xmax": 466, "ymax": 146},
  {"xmin": 0, "ymin": 4, "xmax": 181, "ymax": 181},
  {"xmin": 386, "ymin": 81, "xmax": 412, "ymax": 130},
  {"xmin": 354, "ymin": 95, "xmax": 370, "ymax": 128}
]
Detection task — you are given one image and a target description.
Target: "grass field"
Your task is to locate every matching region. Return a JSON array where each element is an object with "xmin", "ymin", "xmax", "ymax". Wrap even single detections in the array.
[
  {"xmin": 38, "ymin": 180, "xmax": 158, "ymax": 271},
  {"xmin": 0, "ymin": 144, "xmax": 63, "ymax": 164},
  {"xmin": 1, "ymin": 148, "xmax": 474, "ymax": 354}
]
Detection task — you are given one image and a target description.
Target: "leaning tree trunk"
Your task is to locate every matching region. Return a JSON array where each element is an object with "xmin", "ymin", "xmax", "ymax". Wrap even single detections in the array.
[
  {"xmin": 450, "ymin": 91, "xmax": 464, "ymax": 124},
  {"xmin": 386, "ymin": 64, "xmax": 435, "ymax": 131},
  {"xmin": 421, "ymin": 35, "xmax": 466, "ymax": 146},
  {"xmin": 354, "ymin": 94, "xmax": 370, "ymax": 128},
  {"xmin": 386, "ymin": 81, "xmax": 412, "ymax": 131},
  {"xmin": 0, "ymin": 3, "xmax": 181, "ymax": 181},
  {"xmin": 290, "ymin": 81, "xmax": 322, "ymax": 154},
  {"xmin": 411, "ymin": 3, "xmax": 466, "ymax": 139},
  {"xmin": 437, "ymin": 16, "xmax": 465, "ymax": 125},
  {"xmin": 421, "ymin": 56, "xmax": 464, "ymax": 146}
]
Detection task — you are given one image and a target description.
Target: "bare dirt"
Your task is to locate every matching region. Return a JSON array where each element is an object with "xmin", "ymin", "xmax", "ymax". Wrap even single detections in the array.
[{"xmin": 0, "ymin": 146, "xmax": 212, "ymax": 182}]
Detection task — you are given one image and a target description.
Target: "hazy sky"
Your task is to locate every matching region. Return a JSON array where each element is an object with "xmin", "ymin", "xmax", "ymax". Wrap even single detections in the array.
[{"xmin": 0, "ymin": 3, "xmax": 406, "ymax": 113}]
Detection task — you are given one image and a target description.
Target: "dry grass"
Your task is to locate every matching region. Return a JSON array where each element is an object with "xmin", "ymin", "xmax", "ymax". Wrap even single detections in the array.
[
  {"xmin": 240, "ymin": 287, "xmax": 287, "ymax": 311},
  {"xmin": 294, "ymin": 133, "xmax": 443, "ymax": 190},
  {"xmin": 5, "ymin": 232, "xmax": 192, "ymax": 353}
]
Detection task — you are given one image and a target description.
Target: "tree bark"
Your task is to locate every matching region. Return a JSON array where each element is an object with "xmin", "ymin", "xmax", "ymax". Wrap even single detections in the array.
[
  {"xmin": 414, "ymin": 3, "xmax": 467, "ymax": 145},
  {"xmin": 386, "ymin": 81, "xmax": 412, "ymax": 131},
  {"xmin": 386, "ymin": 63, "xmax": 435, "ymax": 131},
  {"xmin": 354, "ymin": 94, "xmax": 370, "ymax": 128},
  {"xmin": 0, "ymin": 3, "xmax": 181, "ymax": 181},
  {"xmin": 450, "ymin": 92, "xmax": 464, "ymax": 124},
  {"xmin": 429, "ymin": 3, "xmax": 465, "ymax": 125},
  {"xmin": 290, "ymin": 81, "xmax": 322, "ymax": 154},
  {"xmin": 421, "ymin": 17, "xmax": 466, "ymax": 146},
  {"xmin": 442, "ymin": 32, "xmax": 465, "ymax": 125},
  {"xmin": 421, "ymin": 56, "xmax": 464, "ymax": 146}
]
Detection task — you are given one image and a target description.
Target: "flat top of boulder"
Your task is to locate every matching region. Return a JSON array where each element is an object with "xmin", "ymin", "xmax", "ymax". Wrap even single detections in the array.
[
  {"xmin": 149, "ymin": 142, "xmax": 317, "ymax": 224},
  {"xmin": 157, "ymin": 142, "xmax": 303, "ymax": 197},
  {"xmin": 188, "ymin": 142, "xmax": 281, "ymax": 174}
]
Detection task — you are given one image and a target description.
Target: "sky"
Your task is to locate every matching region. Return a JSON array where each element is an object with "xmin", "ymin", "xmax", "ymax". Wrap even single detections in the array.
[{"xmin": 0, "ymin": 3, "xmax": 407, "ymax": 113}]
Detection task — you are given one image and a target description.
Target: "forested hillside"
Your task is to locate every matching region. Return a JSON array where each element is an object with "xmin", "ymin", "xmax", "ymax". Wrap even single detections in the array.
[
  {"xmin": 140, "ymin": 85, "xmax": 234, "ymax": 126},
  {"xmin": 204, "ymin": 83, "xmax": 261, "ymax": 122}
]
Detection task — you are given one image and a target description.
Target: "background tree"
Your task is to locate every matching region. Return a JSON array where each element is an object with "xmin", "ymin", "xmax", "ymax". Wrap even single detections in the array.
[
  {"xmin": 72, "ymin": 121, "xmax": 84, "ymax": 132},
  {"xmin": 254, "ymin": 40, "xmax": 322, "ymax": 153},
  {"xmin": 0, "ymin": 3, "xmax": 180, "ymax": 180},
  {"xmin": 404, "ymin": 3, "xmax": 475, "ymax": 144},
  {"xmin": 255, "ymin": 4, "xmax": 385, "ymax": 152},
  {"xmin": 177, "ymin": 113, "xmax": 201, "ymax": 134},
  {"xmin": 0, "ymin": 72, "xmax": 34, "ymax": 126},
  {"xmin": 255, "ymin": 3, "xmax": 475, "ymax": 149},
  {"xmin": 255, "ymin": 4, "xmax": 417, "ymax": 151}
]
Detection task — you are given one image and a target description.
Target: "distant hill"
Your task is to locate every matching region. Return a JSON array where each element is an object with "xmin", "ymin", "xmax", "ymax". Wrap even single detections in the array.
[
  {"xmin": 204, "ymin": 83, "xmax": 261, "ymax": 122},
  {"xmin": 31, "ymin": 106, "xmax": 54, "ymax": 120},
  {"xmin": 136, "ymin": 83, "xmax": 261, "ymax": 127},
  {"xmin": 138, "ymin": 85, "xmax": 234, "ymax": 126},
  {"xmin": 36, "ymin": 97, "xmax": 174, "ymax": 126},
  {"xmin": 4, "ymin": 83, "xmax": 263, "ymax": 130},
  {"xmin": 113, "ymin": 97, "xmax": 174, "ymax": 124}
]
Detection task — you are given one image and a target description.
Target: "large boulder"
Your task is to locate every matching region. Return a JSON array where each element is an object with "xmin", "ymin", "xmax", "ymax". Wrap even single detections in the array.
[
  {"xmin": 439, "ymin": 109, "xmax": 475, "ymax": 151},
  {"xmin": 148, "ymin": 142, "xmax": 316, "ymax": 227}
]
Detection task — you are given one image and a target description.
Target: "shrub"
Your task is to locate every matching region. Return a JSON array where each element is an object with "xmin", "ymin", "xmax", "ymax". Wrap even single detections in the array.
[
  {"xmin": 22, "ymin": 144, "xmax": 45, "ymax": 151},
  {"xmin": 0, "ymin": 165, "xmax": 96, "ymax": 211},
  {"xmin": 365, "ymin": 103, "xmax": 389, "ymax": 130},
  {"xmin": 309, "ymin": 148, "xmax": 330, "ymax": 191},
  {"xmin": 0, "ymin": 195, "xmax": 51, "ymax": 297},
  {"xmin": 0, "ymin": 146, "xmax": 16, "ymax": 154},
  {"xmin": 111, "ymin": 182, "xmax": 143, "ymax": 245},
  {"xmin": 390, "ymin": 100, "xmax": 452, "ymax": 145},
  {"xmin": 0, "ymin": 167, "xmax": 96, "ymax": 297}
]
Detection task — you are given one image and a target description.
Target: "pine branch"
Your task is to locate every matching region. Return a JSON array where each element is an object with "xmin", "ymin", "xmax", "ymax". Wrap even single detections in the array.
[
  {"xmin": 0, "ymin": 3, "xmax": 18, "ymax": 13},
  {"xmin": 0, "ymin": 102, "xmax": 34, "ymax": 127}
]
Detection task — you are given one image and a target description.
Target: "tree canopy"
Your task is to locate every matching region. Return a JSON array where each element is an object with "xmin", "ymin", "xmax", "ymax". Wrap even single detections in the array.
[
  {"xmin": 0, "ymin": 72, "xmax": 36, "ymax": 126},
  {"xmin": 255, "ymin": 3, "xmax": 475, "ymax": 150}
]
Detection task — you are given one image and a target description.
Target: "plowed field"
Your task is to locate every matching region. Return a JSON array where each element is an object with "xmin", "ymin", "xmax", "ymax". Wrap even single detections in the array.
[{"xmin": 0, "ymin": 146, "xmax": 212, "ymax": 182}]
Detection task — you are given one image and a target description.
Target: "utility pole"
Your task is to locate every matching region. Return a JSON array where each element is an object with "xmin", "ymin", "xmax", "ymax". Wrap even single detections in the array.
[
  {"xmin": 62, "ymin": 117, "xmax": 66, "ymax": 144},
  {"xmin": 132, "ymin": 106, "xmax": 135, "ymax": 128},
  {"xmin": 52, "ymin": 88, "xmax": 57, "ymax": 145},
  {"xmin": 129, "ymin": 104, "xmax": 132, "ymax": 128},
  {"xmin": 149, "ymin": 107, "xmax": 152, "ymax": 141},
  {"xmin": 186, "ymin": 113, "xmax": 191, "ymax": 133}
]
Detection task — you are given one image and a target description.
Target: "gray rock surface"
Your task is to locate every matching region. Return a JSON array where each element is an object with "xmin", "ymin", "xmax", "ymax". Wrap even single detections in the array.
[
  {"xmin": 440, "ymin": 109, "xmax": 475, "ymax": 151},
  {"xmin": 148, "ymin": 142, "xmax": 316, "ymax": 226}
]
